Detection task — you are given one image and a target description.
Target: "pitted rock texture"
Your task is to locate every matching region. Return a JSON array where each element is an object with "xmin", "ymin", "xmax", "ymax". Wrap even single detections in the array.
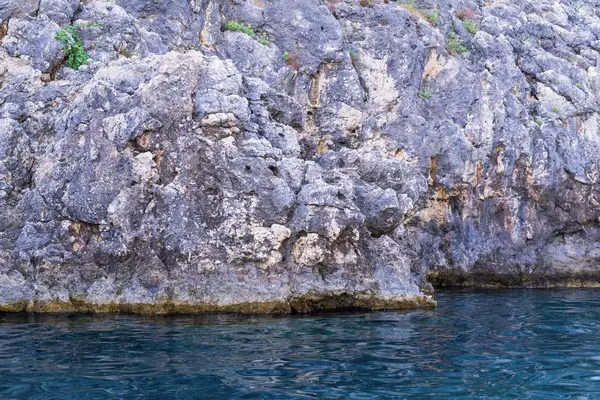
[{"xmin": 0, "ymin": 0, "xmax": 599, "ymax": 313}]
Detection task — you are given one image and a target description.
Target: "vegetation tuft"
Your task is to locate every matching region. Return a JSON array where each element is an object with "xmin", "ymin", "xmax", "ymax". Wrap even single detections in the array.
[
  {"xmin": 427, "ymin": 8, "xmax": 439, "ymax": 26},
  {"xmin": 348, "ymin": 47, "xmax": 358, "ymax": 64},
  {"xmin": 224, "ymin": 20, "xmax": 273, "ymax": 46},
  {"xmin": 399, "ymin": 2, "xmax": 439, "ymax": 26},
  {"xmin": 55, "ymin": 23, "xmax": 103, "ymax": 70},
  {"xmin": 418, "ymin": 89, "xmax": 433, "ymax": 99},
  {"xmin": 463, "ymin": 19, "xmax": 479, "ymax": 35},
  {"xmin": 446, "ymin": 31, "xmax": 469, "ymax": 55},
  {"xmin": 456, "ymin": 8, "xmax": 475, "ymax": 21},
  {"xmin": 282, "ymin": 51, "xmax": 301, "ymax": 70}
]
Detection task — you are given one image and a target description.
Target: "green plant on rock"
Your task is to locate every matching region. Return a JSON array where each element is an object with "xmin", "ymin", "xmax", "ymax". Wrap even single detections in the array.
[
  {"xmin": 446, "ymin": 31, "xmax": 469, "ymax": 55},
  {"xmin": 282, "ymin": 51, "xmax": 301, "ymax": 70},
  {"xmin": 55, "ymin": 22, "xmax": 103, "ymax": 70},
  {"xmin": 552, "ymin": 106, "xmax": 560, "ymax": 113},
  {"xmin": 55, "ymin": 25, "xmax": 88, "ymax": 69},
  {"xmin": 224, "ymin": 20, "xmax": 273, "ymax": 46},
  {"xmin": 399, "ymin": 1, "xmax": 438, "ymax": 26},
  {"xmin": 463, "ymin": 18, "xmax": 478, "ymax": 35},
  {"xmin": 398, "ymin": 0, "xmax": 419, "ymax": 15},
  {"xmin": 520, "ymin": 36, "xmax": 532, "ymax": 45},
  {"xmin": 348, "ymin": 47, "xmax": 358, "ymax": 64},
  {"xmin": 418, "ymin": 89, "xmax": 433, "ymax": 99},
  {"xmin": 427, "ymin": 8, "xmax": 439, "ymax": 26}
]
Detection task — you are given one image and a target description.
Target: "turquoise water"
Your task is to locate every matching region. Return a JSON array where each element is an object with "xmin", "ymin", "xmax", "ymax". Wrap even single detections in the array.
[{"xmin": 1, "ymin": 290, "xmax": 600, "ymax": 399}]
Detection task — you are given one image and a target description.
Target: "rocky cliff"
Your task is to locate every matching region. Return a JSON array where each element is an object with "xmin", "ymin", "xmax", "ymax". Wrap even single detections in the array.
[{"xmin": 0, "ymin": 0, "xmax": 599, "ymax": 313}]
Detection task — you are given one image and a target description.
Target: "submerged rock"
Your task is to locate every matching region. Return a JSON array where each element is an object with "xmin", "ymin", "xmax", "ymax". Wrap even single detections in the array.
[{"xmin": 0, "ymin": 0, "xmax": 599, "ymax": 313}]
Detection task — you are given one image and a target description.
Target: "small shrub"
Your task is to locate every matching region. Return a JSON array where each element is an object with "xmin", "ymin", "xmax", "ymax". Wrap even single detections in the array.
[
  {"xmin": 463, "ymin": 19, "xmax": 479, "ymax": 35},
  {"xmin": 55, "ymin": 23, "xmax": 102, "ymax": 70},
  {"xmin": 398, "ymin": 1, "xmax": 423, "ymax": 18},
  {"xmin": 0, "ymin": 23, "xmax": 7, "ymax": 41},
  {"xmin": 552, "ymin": 106, "xmax": 560, "ymax": 113},
  {"xmin": 348, "ymin": 47, "xmax": 358, "ymax": 64},
  {"xmin": 399, "ymin": 2, "xmax": 437, "ymax": 26},
  {"xmin": 535, "ymin": 119, "xmax": 543, "ymax": 126},
  {"xmin": 326, "ymin": 0, "xmax": 341, "ymax": 14},
  {"xmin": 446, "ymin": 31, "xmax": 469, "ymax": 55},
  {"xmin": 224, "ymin": 20, "xmax": 273, "ymax": 46},
  {"xmin": 418, "ymin": 89, "xmax": 433, "ymax": 99},
  {"xmin": 456, "ymin": 8, "xmax": 475, "ymax": 21},
  {"xmin": 282, "ymin": 51, "xmax": 301, "ymax": 70},
  {"xmin": 427, "ymin": 8, "xmax": 439, "ymax": 26}
]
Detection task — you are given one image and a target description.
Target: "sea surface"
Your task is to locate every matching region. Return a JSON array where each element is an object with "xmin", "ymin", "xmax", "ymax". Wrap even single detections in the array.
[{"xmin": 1, "ymin": 289, "xmax": 600, "ymax": 399}]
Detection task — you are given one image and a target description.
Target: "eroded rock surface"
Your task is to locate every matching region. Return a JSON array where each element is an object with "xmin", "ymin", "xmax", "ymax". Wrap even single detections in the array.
[{"xmin": 0, "ymin": 0, "xmax": 599, "ymax": 313}]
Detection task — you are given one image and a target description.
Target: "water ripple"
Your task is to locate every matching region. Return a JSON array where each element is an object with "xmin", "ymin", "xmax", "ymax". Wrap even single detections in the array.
[{"xmin": 1, "ymin": 289, "xmax": 600, "ymax": 398}]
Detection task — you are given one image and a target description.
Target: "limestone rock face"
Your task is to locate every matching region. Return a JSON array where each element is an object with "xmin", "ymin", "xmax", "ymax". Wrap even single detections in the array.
[{"xmin": 0, "ymin": 0, "xmax": 599, "ymax": 312}]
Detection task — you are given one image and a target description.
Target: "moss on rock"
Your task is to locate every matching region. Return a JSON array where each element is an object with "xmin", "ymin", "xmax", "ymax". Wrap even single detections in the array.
[
  {"xmin": 0, "ymin": 293, "xmax": 436, "ymax": 315},
  {"xmin": 427, "ymin": 271, "xmax": 600, "ymax": 289}
]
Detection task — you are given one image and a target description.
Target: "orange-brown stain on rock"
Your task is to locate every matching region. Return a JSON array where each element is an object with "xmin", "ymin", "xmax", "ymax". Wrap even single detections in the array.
[
  {"xmin": 575, "ymin": 116, "xmax": 584, "ymax": 133},
  {"xmin": 317, "ymin": 139, "xmax": 327, "ymax": 155},
  {"xmin": 153, "ymin": 149, "xmax": 164, "ymax": 169},
  {"xmin": 475, "ymin": 160, "xmax": 482, "ymax": 186},
  {"xmin": 502, "ymin": 202, "xmax": 514, "ymax": 232},
  {"xmin": 433, "ymin": 186, "xmax": 449, "ymax": 201},
  {"xmin": 71, "ymin": 222, "xmax": 81, "ymax": 234},
  {"xmin": 494, "ymin": 144, "xmax": 503, "ymax": 161},
  {"xmin": 428, "ymin": 155, "xmax": 438, "ymax": 186},
  {"xmin": 421, "ymin": 49, "xmax": 443, "ymax": 84},
  {"xmin": 394, "ymin": 148, "xmax": 405, "ymax": 159},
  {"xmin": 308, "ymin": 71, "xmax": 323, "ymax": 108},
  {"xmin": 136, "ymin": 132, "xmax": 152, "ymax": 151}
]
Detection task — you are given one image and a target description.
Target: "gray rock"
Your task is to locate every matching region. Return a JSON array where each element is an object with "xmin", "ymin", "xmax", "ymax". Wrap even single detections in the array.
[
  {"xmin": 1, "ymin": 0, "xmax": 600, "ymax": 313},
  {"xmin": 2, "ymin": 16, "xmax": 63, "ymax": 73},
  {"xmin": 0, "ymin": 0, "xmax": 37, "ymax": 23},
  {"xmin": 39, "ymin": 0, "xmax": 79, "ymax": 25}
]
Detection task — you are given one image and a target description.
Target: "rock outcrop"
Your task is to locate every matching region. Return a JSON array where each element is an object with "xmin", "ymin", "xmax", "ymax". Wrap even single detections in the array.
[{"xmin": 0, "ymin": 0, "xmax": 599, "ymax": 313}]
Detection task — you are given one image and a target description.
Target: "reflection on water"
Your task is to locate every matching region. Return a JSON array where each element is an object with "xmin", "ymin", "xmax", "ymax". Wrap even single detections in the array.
[{"xmin": 1, "ymin": 289, "xmax": 600, "ymax": 399}]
